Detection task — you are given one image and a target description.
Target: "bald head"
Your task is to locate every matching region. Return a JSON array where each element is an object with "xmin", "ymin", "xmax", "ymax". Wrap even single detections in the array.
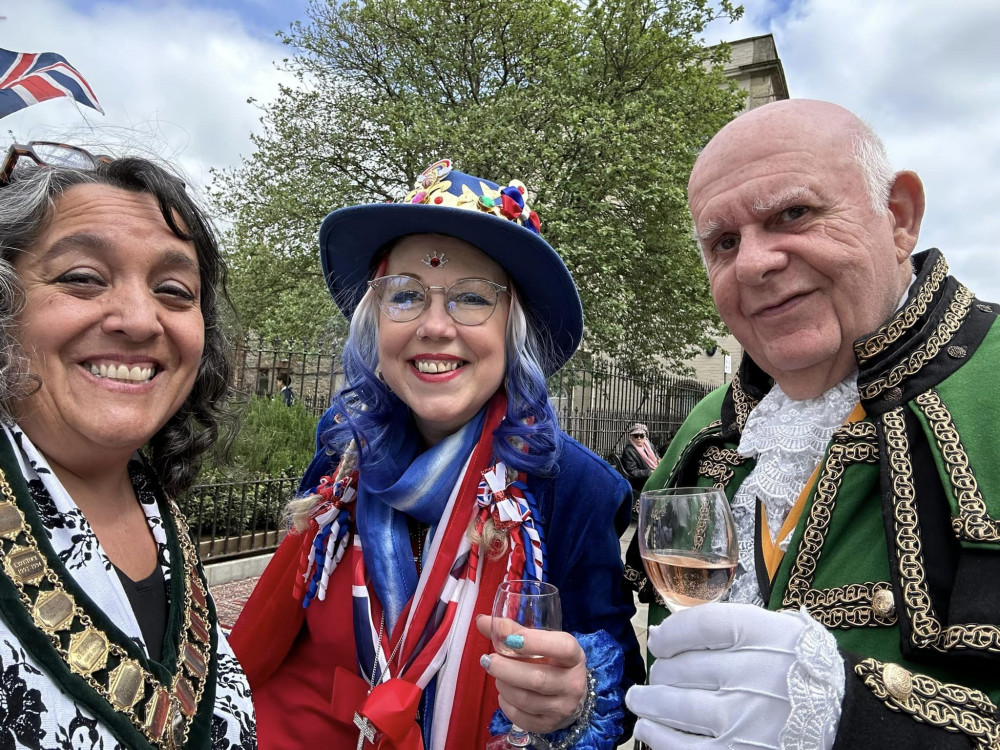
[
  {"xmin": 691, "ymin": 100, "xmax": 894, "ymax": 219},
  {"xmin": 687, "ymin": 99, "xmax": 926, "ymax": 399}
]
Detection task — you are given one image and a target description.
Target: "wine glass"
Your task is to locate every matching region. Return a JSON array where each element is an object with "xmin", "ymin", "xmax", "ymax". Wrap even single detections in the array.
[
  {"xmin": 485, "ymin": 579, "xmax": 562, "ymax": 749},
  {"xmin": 637, "ymin": 487, "xmax": 738, "ymax": 613}
]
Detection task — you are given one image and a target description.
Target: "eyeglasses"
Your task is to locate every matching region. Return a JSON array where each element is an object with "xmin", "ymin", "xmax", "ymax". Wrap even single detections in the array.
[
  {"xmin": 0, "ymin": 141, "xmax": 111, "ymax": 185},
  {"xmin": 368, "ymin": 275, "xmax": 509, "ymax": 325}
]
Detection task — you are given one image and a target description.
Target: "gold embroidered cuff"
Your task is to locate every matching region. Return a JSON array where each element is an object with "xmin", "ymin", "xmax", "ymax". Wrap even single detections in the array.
[{"xmin": 855, "ymin": 657, "xmax": 1000, "ymax": 749}]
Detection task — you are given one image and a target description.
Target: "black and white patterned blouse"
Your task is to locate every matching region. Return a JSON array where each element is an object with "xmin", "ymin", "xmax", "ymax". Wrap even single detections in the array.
[{"xmin": 0, "ymin": 425, "xmax": 256, "ymax": 749}]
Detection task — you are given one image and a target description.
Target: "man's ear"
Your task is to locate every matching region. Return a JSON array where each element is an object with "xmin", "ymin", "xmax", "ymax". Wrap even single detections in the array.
[{"xmin": 887, "ymin": 170, "xmax": 925, "ymax": 262}]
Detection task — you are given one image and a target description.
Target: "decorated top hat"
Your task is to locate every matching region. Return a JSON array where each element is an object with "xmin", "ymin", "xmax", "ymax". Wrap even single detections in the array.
[{"xmin": 319, "ymin": 158, "xmax": 583, "ymax": 374}]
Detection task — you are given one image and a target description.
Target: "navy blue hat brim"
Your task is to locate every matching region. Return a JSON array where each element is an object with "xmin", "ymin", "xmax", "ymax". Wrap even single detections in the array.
[{"xmin": 319, "ymin": 202, "xmax": 583, "ymax": 374}]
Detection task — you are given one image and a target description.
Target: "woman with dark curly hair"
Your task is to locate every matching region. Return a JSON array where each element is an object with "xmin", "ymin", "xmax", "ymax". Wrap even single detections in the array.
[{"xmin": 0, "ymin": 142, "xmax": 254, "ymax": 748}]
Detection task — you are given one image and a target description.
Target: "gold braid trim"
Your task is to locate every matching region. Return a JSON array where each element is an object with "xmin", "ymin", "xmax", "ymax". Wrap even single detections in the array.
[
  {"xmin": 730, "ymin": 371, "xmax": 758, "ymax": 433},
  {"xmin": 781, "ymin": 433, "xmax": 887, "ymax": 628},
  {"xmin": 0, "ymin": 469, "xmax": 213, "ymax": 747},
  {"xmin": 855, "ymin": 658, "xmax": 1000, "ymax": 749},
  {"xmin": 855, "ymin": 254, "xmax": 949, "ymax": 363},
  {"xmin": 914, "ymin": 390, "xmax": 1000, "ymax": 543},
  {"xmin": 696, "ymin": 446, "xmax": 746, "ymax": 488},
  {"xmin": 693, "ymin": 446, "xmax": 747, "ymax": 551},
  {"xmin": 882, "ymin": 405, "xmax": 1000, "ymax": 655},
  {"xmin": 859, "ymin": 284, "xmax": 974, "ymax": 400}
]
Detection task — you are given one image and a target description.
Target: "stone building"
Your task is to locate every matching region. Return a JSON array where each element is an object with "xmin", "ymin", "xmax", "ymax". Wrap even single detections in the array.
[{"xmin": 684, "ymin": 33, "xmax": 789, "ymax": 386}]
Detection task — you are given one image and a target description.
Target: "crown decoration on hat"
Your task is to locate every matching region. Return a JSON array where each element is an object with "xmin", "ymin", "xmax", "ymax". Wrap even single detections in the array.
[{"xmin": 402, "ymin": 158, "xmax": 542, "ymax": 235}]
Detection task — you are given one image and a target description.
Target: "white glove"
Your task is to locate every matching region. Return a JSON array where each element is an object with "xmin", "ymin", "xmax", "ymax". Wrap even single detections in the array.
[{"xmin": 626, "ymin": 603, "xmax": 845, "ymax": 750}]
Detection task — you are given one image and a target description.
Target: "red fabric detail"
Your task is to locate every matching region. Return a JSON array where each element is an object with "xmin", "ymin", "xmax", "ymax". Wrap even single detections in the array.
[
  {"xmin": 364, "ymin": 679, "xmax": 424, "ymax": 749},
  {"xmin": 442, "ymin": 545, "xmax": 506, "ymax": 750},
  {"xmin": 0, "ymin": 52, "xmax": 35, "ymax": 88},
  {"xmin": 528, "ymin": 211, "xmax": 540, "ymax": 232},
  {"xmin": 395, "ymin": 394, "xmax": 507, "ymax": 661},
  {"xmin": 229, "ymin": 531, "xmax": 308, "ymax": 687},
  {"xmin": 291, "ymin": 518, "xmax": 318, "ymax": 602},
  {"xmin": 509, "ymin": 533, "xmax": 526, "ymax": 580},
  {"xmin": 251, "ymin": 552, "xmax": 359, "ymax": 748},
  {"xmin": 500, "ymin": 194, "xmax": 522, "ymax": 220},
  {"xmin": 19, "ymin": 75, "xmax": 62, "ymax": 103}
]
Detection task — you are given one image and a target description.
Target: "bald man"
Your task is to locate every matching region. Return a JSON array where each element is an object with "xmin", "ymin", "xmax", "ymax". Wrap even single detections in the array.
[{"xmin": 624, "ymin": 100, "xmax": 1000, "ymax": 749}]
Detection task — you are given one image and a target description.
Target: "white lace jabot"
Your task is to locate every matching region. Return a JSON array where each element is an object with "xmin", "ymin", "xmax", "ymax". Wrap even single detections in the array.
[{"xmin": 726, "ymin": 374, "xmax": 859, "ymax": 606}]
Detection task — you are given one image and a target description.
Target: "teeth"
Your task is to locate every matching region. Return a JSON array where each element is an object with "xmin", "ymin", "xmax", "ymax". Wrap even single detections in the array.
[
  {"xmin": 87, "ymin": 363, "xmax": 155, "ymax": 383},
  {"xmin": 415, "ymin": 360, "xmax": 462, "ymax": 374}
]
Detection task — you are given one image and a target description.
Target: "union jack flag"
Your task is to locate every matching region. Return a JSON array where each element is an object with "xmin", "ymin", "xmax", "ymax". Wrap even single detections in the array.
[{"xmin": 0, "ymin": 49, "xmax": 103, "ymax": 119}]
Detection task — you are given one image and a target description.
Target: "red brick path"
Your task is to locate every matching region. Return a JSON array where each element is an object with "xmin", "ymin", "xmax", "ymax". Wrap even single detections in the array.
[{"xmin": 211, "ymin": 576, "xmax": 260, "ymax": 633}]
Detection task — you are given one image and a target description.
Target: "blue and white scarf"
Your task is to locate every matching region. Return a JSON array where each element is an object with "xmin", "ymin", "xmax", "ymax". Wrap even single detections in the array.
[{"xmin": 356, "ymin": 406, "xmax": 488, "ymax": 631}]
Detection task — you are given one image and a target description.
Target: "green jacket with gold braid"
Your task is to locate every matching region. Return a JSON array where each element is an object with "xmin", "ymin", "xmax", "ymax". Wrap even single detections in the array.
[{"xmin": 624, "ymin": 249, "xmax": 1000, "ymax": 749}]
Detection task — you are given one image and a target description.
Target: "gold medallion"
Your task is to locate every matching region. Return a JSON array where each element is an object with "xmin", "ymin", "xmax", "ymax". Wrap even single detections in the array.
[
  {"xmin": 182, "ymin": 642, "xmax": 208, "ymax": 680},
  {"xmin": 5, "ymin": 545, "xmax": 46, "ymax": 584},
  {"xmin": 109, "ymin": 659, "xmax": 145, "ymax": 710},
  {"xmin": 34, "ymin": 590, "xmax": 76, "ymax": 632},
  {"xmin": 189, "ymin": 610, "xmax": 210, "ymax": 644},
  {"xmin": 0, "ymin": 500, "xmax": 24, "ymax": 538},
  {"xmin": 188, "ymin": 573, "xmax": 207, "ymax": 610},
  {"xmin": 174, "ymin": 674, "xmax": 197, "ymax": 717},
  {"xmin": 68, "ymin": 627, "xmax": 110, "ymax": 675},
  {"xmin": 144, "ymin": 686, "xmax": 171, "ymax": 741}
]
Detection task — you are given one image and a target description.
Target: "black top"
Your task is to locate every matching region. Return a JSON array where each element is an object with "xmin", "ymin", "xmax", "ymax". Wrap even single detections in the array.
[{"xmin": 113, "ymin": 562, "xmax": 168, "ymax": 663}]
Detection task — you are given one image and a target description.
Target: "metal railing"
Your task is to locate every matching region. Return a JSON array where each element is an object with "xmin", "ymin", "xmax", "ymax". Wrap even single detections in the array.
[{"xmin": 190, "ymin": 337, "xmax": 717, "ymax": 561}]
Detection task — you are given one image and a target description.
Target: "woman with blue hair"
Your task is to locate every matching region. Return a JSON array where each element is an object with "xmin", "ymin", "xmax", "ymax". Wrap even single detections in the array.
[{"xmin": 230, "ymin": 160, "xmax": 642, "ymax": 749}]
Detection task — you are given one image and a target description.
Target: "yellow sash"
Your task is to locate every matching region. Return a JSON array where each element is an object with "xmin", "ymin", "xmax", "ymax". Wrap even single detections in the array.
[{"xmin": 758, "ymin": 403, "xmax": 867, "ymax": 581}]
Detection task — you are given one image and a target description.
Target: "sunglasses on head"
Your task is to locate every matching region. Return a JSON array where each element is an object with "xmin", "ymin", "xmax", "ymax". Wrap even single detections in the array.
[{"xmin": 0, "ymin": 141, "xmax": 111, "ymax": 186}]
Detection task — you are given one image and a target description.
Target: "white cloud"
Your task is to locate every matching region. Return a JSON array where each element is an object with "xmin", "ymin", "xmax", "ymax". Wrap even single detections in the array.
[
  {"xmin": 1, "ymin": 0, "xmax": 294, "ymax": 204},
  {"xmin": 700, "ymin": 0, "xmax": 1000, "ymax": 301},
  {"xmin": 4, "ymin": 0, "xmax": 998, "ymax": 303}
]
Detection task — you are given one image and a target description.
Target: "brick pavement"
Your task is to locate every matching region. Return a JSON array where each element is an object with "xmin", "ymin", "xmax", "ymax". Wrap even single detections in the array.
[{"xmin": 211, "ymin": 575, "xmax": 260, "ymax": 633}]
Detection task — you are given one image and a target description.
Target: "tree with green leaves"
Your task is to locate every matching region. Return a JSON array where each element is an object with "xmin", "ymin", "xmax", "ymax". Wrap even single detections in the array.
[{"xmin": 213, "ymin": 0, "xmax": 745, "ymax": 372}]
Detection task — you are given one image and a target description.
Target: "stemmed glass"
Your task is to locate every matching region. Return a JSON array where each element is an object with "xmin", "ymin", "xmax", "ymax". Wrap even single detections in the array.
[
  {"xmin": 485, "ymin": 579, "xmax": 562, "ymax": 749},
  {"xmin": 637, "ymin": 487, "xmax": 738, "ymax": 613}
]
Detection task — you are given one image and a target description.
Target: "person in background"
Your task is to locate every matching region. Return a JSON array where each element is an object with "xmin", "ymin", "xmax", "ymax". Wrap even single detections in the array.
[
  {"xmin": 276, "ymin": 373, "xmax": 294, "ymax": 407},
  {"xmin": 231, "ymin": 159, "xmax": 642, "ymax": 749},
  {"xmin": 0, "ymin": 142, "xmax": 255, "ymax": 748},
  {"xmin": 620, "ymin": 423, "xmax": 659, "ymax": 497},
  {"xmin": 625, "ymin": 99, "xmax": 1000, "ymax": 749}
]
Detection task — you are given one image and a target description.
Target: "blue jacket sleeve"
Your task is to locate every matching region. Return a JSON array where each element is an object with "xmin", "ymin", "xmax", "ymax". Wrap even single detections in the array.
[{"xmin": 528, "ymin": 433, "xmax": 645, "ymax": 737}]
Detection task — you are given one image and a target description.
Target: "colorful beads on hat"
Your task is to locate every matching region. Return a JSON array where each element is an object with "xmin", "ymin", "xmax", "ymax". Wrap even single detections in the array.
[{"xmin": 400, "ymin": 159, "xmax": 542, "ymax": 234}]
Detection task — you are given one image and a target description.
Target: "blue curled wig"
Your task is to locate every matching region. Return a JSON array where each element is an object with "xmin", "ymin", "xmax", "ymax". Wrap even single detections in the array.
[{"xmin": 323, "ymin": 281, "xmax": 561, "ymax": 478}]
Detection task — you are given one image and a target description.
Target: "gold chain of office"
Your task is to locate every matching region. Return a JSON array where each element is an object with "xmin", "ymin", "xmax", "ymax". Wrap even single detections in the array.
[{"xmin": 0, "ymin": 466, "xmax": 213, "ymax": 748}]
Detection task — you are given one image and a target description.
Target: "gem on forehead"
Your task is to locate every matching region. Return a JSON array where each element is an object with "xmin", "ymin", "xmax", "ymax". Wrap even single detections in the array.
[{"xmin": 422, "ymin": 251, "xmax": 448, "ymax": 268}]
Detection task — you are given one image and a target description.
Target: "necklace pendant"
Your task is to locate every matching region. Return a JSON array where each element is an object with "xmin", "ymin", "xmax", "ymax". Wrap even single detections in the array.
[{"xmin": 354, "ymin": 711, "xmax": 378, "ymax": 749}]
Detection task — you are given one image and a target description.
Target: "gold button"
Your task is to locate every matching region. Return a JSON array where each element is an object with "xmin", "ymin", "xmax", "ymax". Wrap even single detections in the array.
[
  {"xmin": 872, "ymin": 589, "xmax": 895, "ymax": 619},
  {"xmin": 947, "ymin": 345, "xmax": 967, "ymax": 359},
  {"xmin": 883, "ymin": 663, "xmax": 913, "ymax": 701}
]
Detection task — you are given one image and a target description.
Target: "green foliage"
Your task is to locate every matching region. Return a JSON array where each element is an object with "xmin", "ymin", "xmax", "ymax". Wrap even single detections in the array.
[
  {"xmin": 213, "ymin": 0, "xmax": 745, "ymax": 371},
  {"xmin": 201, "ymin": 395, "xmax": 319, "ymax": 481},
  {"xmin": 181, "ymin": 396, "xmax": 319, "ymax": 538}
]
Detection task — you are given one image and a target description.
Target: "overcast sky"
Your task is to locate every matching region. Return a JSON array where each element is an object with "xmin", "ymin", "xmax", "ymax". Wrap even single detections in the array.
[{"xmin": 3, "ymin": 0, "xmax": 998, "ymax": 300}]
